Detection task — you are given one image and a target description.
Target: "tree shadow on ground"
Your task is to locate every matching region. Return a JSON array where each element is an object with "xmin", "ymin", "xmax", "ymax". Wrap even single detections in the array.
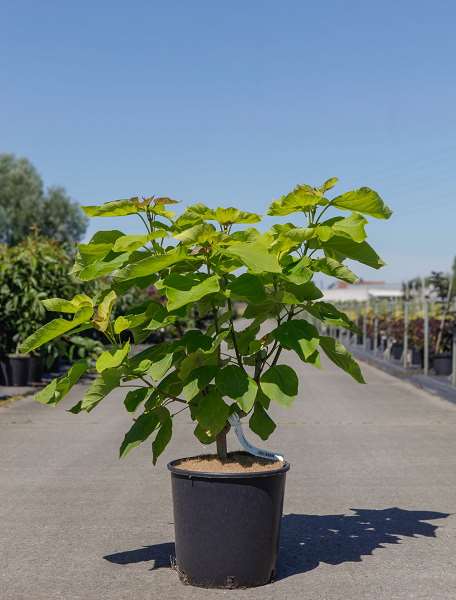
[
  {"xmin": 277, "ymin": 507, "xmax": 449, "ymax": 579},
  {"xmin": 103, "ymin": 508, "xmax": 449, "ymax": 578},
  {"xmin": 104, "ymin": 542, "xmax": 175, "ymax": 570}
]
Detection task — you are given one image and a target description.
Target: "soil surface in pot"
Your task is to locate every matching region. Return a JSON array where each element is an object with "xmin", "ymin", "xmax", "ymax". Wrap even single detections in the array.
[{"xmin": 174, "ymin": 452, "xmax": 282, "ymax": 473}]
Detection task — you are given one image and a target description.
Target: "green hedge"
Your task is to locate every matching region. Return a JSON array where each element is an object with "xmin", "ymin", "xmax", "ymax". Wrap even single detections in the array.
[{"xmin": 0, "ymin": 236, "xmax": 94, "ymax": 359}]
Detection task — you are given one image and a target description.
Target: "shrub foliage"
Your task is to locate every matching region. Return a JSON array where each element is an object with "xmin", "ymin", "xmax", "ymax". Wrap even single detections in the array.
[{"xmin": 21, "ymin": 179, "xmax": 392, "ymax": 462}]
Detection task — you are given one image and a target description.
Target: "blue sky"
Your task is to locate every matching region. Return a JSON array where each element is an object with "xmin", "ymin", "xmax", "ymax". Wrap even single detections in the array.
[{"xmin": 1, "ymin": 1, "xmax": 455, "ymax": 283}]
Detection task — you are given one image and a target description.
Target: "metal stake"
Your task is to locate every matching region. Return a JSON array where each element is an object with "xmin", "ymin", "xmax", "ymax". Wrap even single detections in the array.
[
  {"xmin": 452, "ymin": 324, "xmax": 456, "ymax": 387},
  {"xmin": 403, "ymin": 301, "xmax": 409, "ymax": 369},
  {"xmin": 423, "ymin": 299, "xmax": 429, "ymax": 377},
  {"xmin": 373, "ymin": 317, "xmax": 378, "ymax": 355}
]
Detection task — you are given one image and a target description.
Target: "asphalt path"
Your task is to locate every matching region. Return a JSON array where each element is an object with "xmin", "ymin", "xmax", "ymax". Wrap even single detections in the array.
[{"xmin": 1, "ymin": 353, "xmax": 456, "ymax": 599}]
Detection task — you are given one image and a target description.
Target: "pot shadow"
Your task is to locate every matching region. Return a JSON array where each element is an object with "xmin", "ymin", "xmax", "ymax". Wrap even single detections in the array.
[
  {"xmin": 102, "ymin": 507, "xmax": 450, "ymax": 578},
  {"xmin": 104, "ymin": 542, "xmax": 175, "ymax": 570},
  {"xmin": 277, "ymin": 507, "xmax": 449, "ymax": 579}
]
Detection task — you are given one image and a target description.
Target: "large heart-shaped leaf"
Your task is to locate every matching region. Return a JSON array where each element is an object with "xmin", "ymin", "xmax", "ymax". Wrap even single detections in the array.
[
  {"xmin": 214, "ymin": 207, "xmax": 261, "ymax": 225},
  {"xmin": 152, "ymin": 414, "xmax": 172, "ymax": 465},
  {"xmin": 330, "ymin": 213, "xmax": 368, "ymax": 243},
  {"xmin": 249, "ymin": 403, "xmax": 276, "ymax": 440},
  {"xmin": 306, "ymin": 302, "xmax": 359, "ymax": 332},
  {"xmin": 19, "ymin": 306, "xmax": 93, "ymax": 353},
  {"xmin": 182, "ymin": 366, "xmax": 218, "ymax": 401},
  {"xmin": 273, "ymin": 319, "xmax": 319, "ymax": 360},
  {"xmin": 35, "ymin": 360, "xmax": 88, "ymax": 406},
  {"xmin": 279, "ymin": 281, "xmax": 323, "ymax": 304},
  {"xmin": 260, "ymin": 365, "xmax": 298, "ymax": 407},
  {"xmin": 113, "ymin": 231, "xmax": 168, "ymax": 253},
  {"xmin": 115, "ymin": 247, "xmax": 191, "ymax": 281},
  {"xmin": 96, "ymin": 341, "xmax": 130, "ymax": 373},
  {"xmin": 311, "ymin": 257, "xmax": 358, "ymax": 284},
  {"xmin": 321, "ymin": 236, "xmax": 385, "ymax": 269},
  {"xmin": 229, "ymin": 273, "xmax": 267, "ymax": 304},
  {"xmin": 319, "ymin": 336, "xmax": 365, "ymax": 383},
  {"xmin": 119, "ymin": 410, "xmax": 161, "ymax": 458},
  {"xmin": 124, "ymin": 388, "xmax": 152, "ymax": 412},
  {"xmin": 174, "ymin": 223, "xmax": 219, "ymax": 244},
  {"xmin": 268, "ymin": 184, "xmax": 327, "ymax": 216},
  {"xmin": 164, "ymin": 274, "xmax": 220, "ymax": 311},
  {"xmin": 331, "ymin": 188, "xmax": 392, "ymax": 219},
  {"xmin": 193, "ymin": 387, "xmax": 229, "ymax": 436},
  {"xmin": 224, "ymin": 237, "xmax": 281, "ymax": 273},
  {"xmin": 215, "ymin": 365, "xmax": 257, "ymax": 412},
  {"xmin": 80, "ymin": 367, "xmax": 122, "ymax": 412},
  {"xmin": 83, "ymin": 198, "xmax": 142, "ymax": 217}
]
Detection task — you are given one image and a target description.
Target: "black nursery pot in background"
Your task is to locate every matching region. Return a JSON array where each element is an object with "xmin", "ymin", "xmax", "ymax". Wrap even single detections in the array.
[
  {"xmin": 391, "ymin": 343, "xmax": 404, "ymax": 360},
  {"xmin": 5, "ymin": 355, "xmax": 31, "ymax": 386},
  {"xmin": 433, "ymin": 354, "xmax": 452, "ymax": 376},
  {"xmin": 168, "ymin": 457, "xmax": 290, "ymax": 589},
  {"xmin": 0, "ymin": 359, "xmax": 6, "ymax": 385},
  {"xmin": 28, "ymin": 355, "xmax": 43, "ymax": 383}
]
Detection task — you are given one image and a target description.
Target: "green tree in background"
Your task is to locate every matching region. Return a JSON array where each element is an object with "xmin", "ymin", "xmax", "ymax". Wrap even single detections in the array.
[{"xmin": 0, "ymin": 153, "xmax": 88, "ymax": 246}]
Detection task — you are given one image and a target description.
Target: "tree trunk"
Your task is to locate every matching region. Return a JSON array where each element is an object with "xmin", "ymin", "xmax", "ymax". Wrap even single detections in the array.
[{"xmin": 216, "ymin": 427, "xmax": 229, "ymax": 461}]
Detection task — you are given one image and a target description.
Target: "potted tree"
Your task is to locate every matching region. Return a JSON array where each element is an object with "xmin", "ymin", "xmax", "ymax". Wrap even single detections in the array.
[
  {"xmin": 390, "ymin": 317, "xmax": 404, "ymax": 360},
  {"xmin": 409, "ymin": 317, "xmax": 424, "ymax": 367},
  {"xmin": 428, "ymin": 271, "xmax": 454, "ymax": 376},
  {"xmin": 20, "ymin": 179, "xmax": 392, "ymax": 588}
]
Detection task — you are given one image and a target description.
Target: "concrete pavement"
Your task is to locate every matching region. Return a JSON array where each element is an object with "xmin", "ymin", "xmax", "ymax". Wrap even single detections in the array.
[{"xmin": 1, "ymin": 353, "xmax": 456, "ymax": 599}]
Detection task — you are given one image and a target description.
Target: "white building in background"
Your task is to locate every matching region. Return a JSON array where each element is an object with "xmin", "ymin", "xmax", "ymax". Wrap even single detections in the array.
[{"xmin": 322, "ymin": 280, "xmax": 403, "ymax": 303}]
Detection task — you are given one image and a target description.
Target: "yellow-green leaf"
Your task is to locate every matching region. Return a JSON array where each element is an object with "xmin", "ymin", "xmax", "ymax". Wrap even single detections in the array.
[
  {"xmin": 213, "ymin": 207, "xmax": 261, "ymax": 225},
  {"xmin": 83, "ymin": 197, "xmax": 142, "ymax": 217},
  {"xmin": 113, "ymin": 232, "xmax": 167, "ymax": 253},
  {"xmin": 319, "ymin": 336, "xmax": 365, "ymax": 383},
  {"xmin": 92, "ymin": 290, "xmax": 117, "ymax": 332},
  {"xmin": 320, "ymin": 177, "xmax": 339, "ymax": 192},
  {"xmin": 115, "ymin": 247, "xmax": 191, "ymax": 281},
  {"xmin": 311, "ymin": 257, "xmax": 358, "ymax": 284},
  {"xmin": 19, "ymin": 306, "xmax": 93, "ymax": 354},
  {"xmin": 225, "ymin": 237, "xmax": 281, "ymax": 273},
  {"xmin": 164, "ymin": 274, "xmax": 220, "ymax": 311},
  {"xmin": 331, "ymin": 188, "xmax": 392, "ymax": 219},
  {"xmin": 35, "ymin": 360, "xmax": 89, "ymax": 405},
  {"xmin": 260, "ymin": 365, "xmax": 298, "ymax": 407},
  {"xmin": 96, "ymin": 341, "xmax": 130, "ymax": 373}
]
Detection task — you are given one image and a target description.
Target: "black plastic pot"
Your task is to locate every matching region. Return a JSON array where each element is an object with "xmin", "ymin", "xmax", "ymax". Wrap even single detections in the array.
[
  {"xmin": 29, "ymin": 356, "xmax": 43, "ymax": 383},
  {"xmin": 0, "ymin": 359, "xmax": 7, "ymax": 385},
  {"xmin": 433, "ymin": 354, "xmax": 452, "ymax": 376},
  {"xmin": 5, "ymin": 355, "xmax": 31, "ymax": 386},
  {"xmin": 391, "ymin": 343, "xmax": 403, "ymax": 360},
  {"xmin": 168, "ymin": 454, "xmax": 290, "ymax": 589},
  {"xmin": 411, "ymin": 348, "xmax": 423, "ymax": 367}
]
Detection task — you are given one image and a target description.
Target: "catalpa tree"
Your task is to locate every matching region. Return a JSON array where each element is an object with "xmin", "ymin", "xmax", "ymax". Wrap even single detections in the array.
[{"xmin": 21, "ymin": 179, "xmax": 392, "ymax": 462}]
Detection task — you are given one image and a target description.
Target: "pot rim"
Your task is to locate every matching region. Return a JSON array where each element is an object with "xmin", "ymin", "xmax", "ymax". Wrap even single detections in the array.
[{"xmin": 167, "ymin": 453, "xmax": 290, "ymax": 479}]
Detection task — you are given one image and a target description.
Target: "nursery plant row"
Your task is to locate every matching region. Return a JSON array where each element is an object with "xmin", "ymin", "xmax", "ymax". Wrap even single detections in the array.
[{"xmin": 328, "ymin": 299, "xmax": 456, "ymax": 380}]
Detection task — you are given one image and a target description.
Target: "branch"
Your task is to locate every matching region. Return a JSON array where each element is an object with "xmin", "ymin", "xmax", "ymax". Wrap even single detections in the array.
[
  {"xmin": 165, "ymin": 393, "xmax": 187, "ymax": 404},
  {"xmin": 137, "ymin": 212, "xmax": 150, "ymax": 234},
  {"xmin": 172, "ymin": 405, "xmax": 189, "ymax": 417},
  {"xmin": 270, "ymin": 307, "xmax": 295, "ymax": 368},
  {"xmin": 227, "ymin": 296, "xmax": 245, "ymax": 370}
]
